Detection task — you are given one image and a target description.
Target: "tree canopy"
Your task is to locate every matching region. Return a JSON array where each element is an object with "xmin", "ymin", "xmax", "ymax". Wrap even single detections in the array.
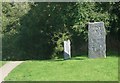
[{"xmin": 2, "ymin": 2, "xmax": 120, "ymax": 60}]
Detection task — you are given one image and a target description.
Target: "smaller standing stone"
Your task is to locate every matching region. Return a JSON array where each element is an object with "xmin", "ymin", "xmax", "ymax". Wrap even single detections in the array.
[{"xmin": 64, "ymin": 39, "xmax": 71, "ymax": 60}]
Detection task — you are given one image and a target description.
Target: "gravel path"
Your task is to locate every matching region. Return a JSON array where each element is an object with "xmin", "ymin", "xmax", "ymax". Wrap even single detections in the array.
[{"xmin": 0, "ymin": 61, "xmax": 24, "ymax": 83}]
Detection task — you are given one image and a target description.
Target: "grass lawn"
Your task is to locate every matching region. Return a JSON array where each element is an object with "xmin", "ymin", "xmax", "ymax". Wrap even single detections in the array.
[
  {"xmin": 0, "ymin": 61, "xmax": 7, "ymax": 67},
  {"xmin": 5, "ymin": 56, "xmax": 118, "ymax": 81}
]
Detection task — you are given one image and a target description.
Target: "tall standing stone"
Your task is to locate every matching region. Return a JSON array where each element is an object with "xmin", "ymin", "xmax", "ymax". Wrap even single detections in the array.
[
  {"xmin": 88, "ymin": 22, "xmax": 106, "ymax": 58},
  {"xmin": 64, "ymin": 39, "xmax": 71, "ymax": 60}
]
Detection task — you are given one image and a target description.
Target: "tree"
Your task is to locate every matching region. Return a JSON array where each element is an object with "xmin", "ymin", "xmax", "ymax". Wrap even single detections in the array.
[
  {"xmin": 2, "ymin": 2, "xmax": 119, "ymax": 60},
  {"xmin": 2, "ymin": 2, "xmax": 30, "ymax": 60}
]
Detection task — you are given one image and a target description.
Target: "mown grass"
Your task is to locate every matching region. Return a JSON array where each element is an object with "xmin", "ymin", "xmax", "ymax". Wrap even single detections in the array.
[
  {"xmin": 0, "ymin": 61, "xmax": 7, "ymax": 67},
  {"xmin": 5, "ymin": 56, "xmax": 118, "ymax": 81}
]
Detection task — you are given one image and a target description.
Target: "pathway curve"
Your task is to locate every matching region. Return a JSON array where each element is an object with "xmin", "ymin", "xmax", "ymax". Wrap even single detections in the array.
[{"xmin": 0, "ymin": 61, "xmax": 24, "ymax": 83}]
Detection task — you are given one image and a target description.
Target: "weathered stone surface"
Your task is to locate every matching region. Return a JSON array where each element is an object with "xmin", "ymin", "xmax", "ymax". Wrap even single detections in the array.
[
  {"xmin": 88, "ymin": 22, "xmax": 106, "ymax": 58},
  {"xmin": 64, "ymin": 40, "xmax": 71, "ymax": 59}
]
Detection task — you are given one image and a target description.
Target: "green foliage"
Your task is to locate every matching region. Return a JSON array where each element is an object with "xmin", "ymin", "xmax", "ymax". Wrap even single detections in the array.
[
  {"xmin": 17, "ymin": 3, "xmax": 77, "ymax": 59},
  {"xmin": 2, "ymin": 2, "xmax": 31, "ymax": 60},
  {"xmin": 95, "ymin": 2, "xmax": 120, "ymax": 38},
  {"xmin": 2, "ymin": 2, "xmax": 120, "ymax": 60},
  {"xmin": 2, "ymin": 2, "xmax": 30, "ymax": 33}
]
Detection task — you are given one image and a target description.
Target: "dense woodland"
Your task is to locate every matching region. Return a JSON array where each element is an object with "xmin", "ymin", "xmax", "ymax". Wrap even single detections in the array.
[{"xmin": 2, "ymin": 2, "xmax": 120, "ymax": 60}]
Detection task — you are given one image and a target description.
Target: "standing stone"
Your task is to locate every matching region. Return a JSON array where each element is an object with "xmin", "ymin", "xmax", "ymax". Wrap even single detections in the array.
[
  {"xmin": 88, "ymin": 22, "xmax": 106, "ymax": 58},
  {"xmin": 64, "ymin": 39, "xmax": 71, "ymax": 60}
]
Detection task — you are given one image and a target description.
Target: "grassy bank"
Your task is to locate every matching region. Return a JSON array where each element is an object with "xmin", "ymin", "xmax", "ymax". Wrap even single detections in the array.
[{"xmin": 5, "ymin": 56, "xmax": 118, "ymax": 81}]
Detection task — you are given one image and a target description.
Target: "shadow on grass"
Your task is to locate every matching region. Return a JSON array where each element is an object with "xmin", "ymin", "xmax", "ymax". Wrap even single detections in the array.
[
  {"xmin": 2, "ymin": 51, "xmax": 118, "ymax": 61},
  {"xmin": 72, "ymin": 57, "xmax": 85, "ymax": 60},
  {"xmin": 25, "ymin": 56, "xmax": 86, "ymax": 62},
  {"xmin": 53, "ymin": 57, "xmax": 86, "ymax": 62}
]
